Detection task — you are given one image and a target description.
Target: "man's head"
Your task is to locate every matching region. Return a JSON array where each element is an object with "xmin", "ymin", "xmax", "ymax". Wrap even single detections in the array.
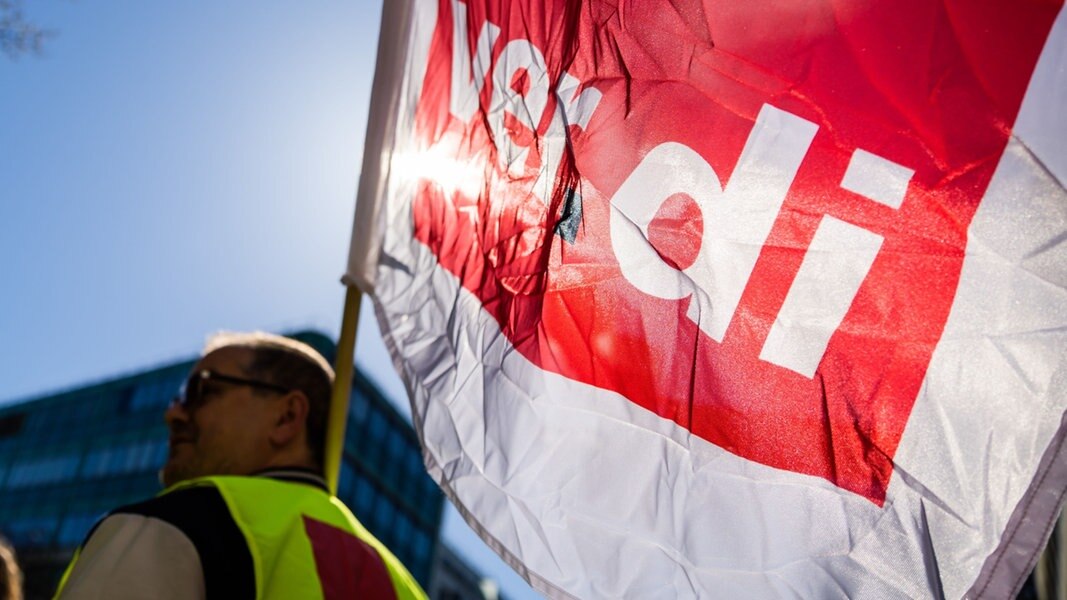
[
  {"xmin": 0, "ymin": 535, "xmax": 20, "ymax": 600},
  {"xmin": 161, "ymin": 332, "xmax": 334, "ymax": 487}
]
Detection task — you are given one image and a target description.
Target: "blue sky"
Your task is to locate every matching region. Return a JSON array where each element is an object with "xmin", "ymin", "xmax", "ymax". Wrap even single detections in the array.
[{"xmin": 0, "ymin": 1, "xmax": 538, "ymax": 598}]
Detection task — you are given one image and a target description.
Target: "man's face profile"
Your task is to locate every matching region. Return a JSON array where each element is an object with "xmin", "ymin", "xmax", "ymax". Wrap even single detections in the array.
[{"xmin": 161, "ymin": 346, "xmax": 279, "ymax": 487}]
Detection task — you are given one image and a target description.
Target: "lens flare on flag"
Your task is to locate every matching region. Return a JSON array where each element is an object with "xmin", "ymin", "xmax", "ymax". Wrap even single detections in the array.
[{"xmin": 392, "ymin": 139, "xmax": 486, "ymax": 201}]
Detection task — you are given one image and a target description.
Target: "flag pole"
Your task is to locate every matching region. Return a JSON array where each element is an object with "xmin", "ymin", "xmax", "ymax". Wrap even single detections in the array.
[
  {"xmin": 329, "ymin": 0, "xmax": 411, "ymax": 496},
  {"xmin": 325, "ymin": 284, "xmax": 362, "ymax": 495}
]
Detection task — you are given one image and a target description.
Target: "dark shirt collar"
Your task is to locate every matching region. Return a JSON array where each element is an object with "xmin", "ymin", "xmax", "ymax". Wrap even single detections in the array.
[{"xmin": 251, "ymin": 466, "xmax": 329, "ymax": 493}]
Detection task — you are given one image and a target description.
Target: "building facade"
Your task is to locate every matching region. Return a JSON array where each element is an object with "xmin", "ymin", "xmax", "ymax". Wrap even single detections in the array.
[
  {"xmin": 428, "ymin": 543, "xmax": 505, "ymax": 600},
  {"xmin": 0, "ymin": 331, "xmax": 445, "ymax": 599}
]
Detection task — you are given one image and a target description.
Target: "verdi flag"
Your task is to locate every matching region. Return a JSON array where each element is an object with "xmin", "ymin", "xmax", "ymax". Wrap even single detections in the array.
[{"xmin": 347, "ymin": 0, "xmax": 1067, "ymax": 597}]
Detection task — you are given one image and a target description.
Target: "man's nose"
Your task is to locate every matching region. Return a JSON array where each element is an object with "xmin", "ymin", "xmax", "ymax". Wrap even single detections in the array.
[{"xmin": 164, "ymin": 398, "xmax": 189, "ymax": 425}]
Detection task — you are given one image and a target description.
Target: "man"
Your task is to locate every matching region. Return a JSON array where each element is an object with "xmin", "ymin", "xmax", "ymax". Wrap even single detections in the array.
[{"xmin": 55, "ymin": 332, "xmax": 425, "ymax": 600}]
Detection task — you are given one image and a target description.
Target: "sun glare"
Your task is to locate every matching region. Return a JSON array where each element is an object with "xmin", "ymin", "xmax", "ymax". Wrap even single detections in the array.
[{"xmin": 391, "ymin": 144, "xmax": 486, "ymax": 199}]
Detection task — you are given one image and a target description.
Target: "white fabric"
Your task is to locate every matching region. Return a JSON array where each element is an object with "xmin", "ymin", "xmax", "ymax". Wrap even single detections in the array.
[
  {"xmin": 56, "ymin": 514, "xmax": 205, "ymax": 600},
  {"xmin": 345, "ymin": 0, "xmax": 418, "ymax": 291}
]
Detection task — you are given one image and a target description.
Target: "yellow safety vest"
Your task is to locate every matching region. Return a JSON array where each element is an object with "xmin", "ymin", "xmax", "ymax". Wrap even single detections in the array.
[{"xmin": 56, "ymin": 475, "xmax": 427, "ymax": 600}]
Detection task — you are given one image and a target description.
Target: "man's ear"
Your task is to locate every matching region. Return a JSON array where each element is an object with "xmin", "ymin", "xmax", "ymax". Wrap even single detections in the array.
[{"xmin": 269, "ymin": 390, "xmax": 309, "ymax": 447}]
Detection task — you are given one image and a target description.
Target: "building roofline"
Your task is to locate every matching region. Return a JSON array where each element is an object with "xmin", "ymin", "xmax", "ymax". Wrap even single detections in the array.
[{"xmin": 0, "ymin": 330, "xmax": 411, "ymax": 428}]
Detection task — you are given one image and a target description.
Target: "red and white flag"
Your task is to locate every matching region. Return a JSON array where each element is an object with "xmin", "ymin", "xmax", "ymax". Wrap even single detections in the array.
[{"xmin": 347, "ymin": 0, "xmax": 1067, "ymax": 597}]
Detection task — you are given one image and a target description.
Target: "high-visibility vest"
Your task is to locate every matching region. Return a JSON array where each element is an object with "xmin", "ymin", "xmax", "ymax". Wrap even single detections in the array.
[{"xmin": 56, "ymin": 476, "xmax": 427, "ymax": 600}]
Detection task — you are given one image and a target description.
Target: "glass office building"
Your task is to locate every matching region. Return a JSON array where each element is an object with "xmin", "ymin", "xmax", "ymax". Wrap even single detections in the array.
[{"xmin": 0, "ymin": 331, "xmax": 445, "ymax": 598}]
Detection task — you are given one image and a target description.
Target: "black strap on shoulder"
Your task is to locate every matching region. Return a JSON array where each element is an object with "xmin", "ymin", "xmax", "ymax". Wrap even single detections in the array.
[{"xmin": 112, "ymin": 486, "xmax": 256, "ymax": 600}]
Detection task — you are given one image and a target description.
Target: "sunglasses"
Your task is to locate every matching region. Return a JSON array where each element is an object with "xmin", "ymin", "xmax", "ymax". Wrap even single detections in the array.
[{"xmin": 174, "ymin": 369, "xmax": 290, "ymax": 409}]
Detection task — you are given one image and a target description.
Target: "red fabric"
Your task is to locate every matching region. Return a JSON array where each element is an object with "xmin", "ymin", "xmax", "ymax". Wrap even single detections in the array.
[
  {"xmin": 411, "ymin": 0, "xmax": 1062, "ymax": 504},
  {"xmin": 303, "ymin": 515, "xmax": 397, "ymax": 600}
]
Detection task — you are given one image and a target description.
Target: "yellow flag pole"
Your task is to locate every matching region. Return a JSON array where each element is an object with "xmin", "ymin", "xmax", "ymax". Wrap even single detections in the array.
[{"xmin": 325, "ymin": 285, "xmax": 363, "ymax": 495}]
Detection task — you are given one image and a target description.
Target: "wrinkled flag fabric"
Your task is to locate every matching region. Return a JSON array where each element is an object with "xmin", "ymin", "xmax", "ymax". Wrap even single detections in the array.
[{"xmin": 346, "ymin": 0, "xmax": 1067, "ymax": 597}]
